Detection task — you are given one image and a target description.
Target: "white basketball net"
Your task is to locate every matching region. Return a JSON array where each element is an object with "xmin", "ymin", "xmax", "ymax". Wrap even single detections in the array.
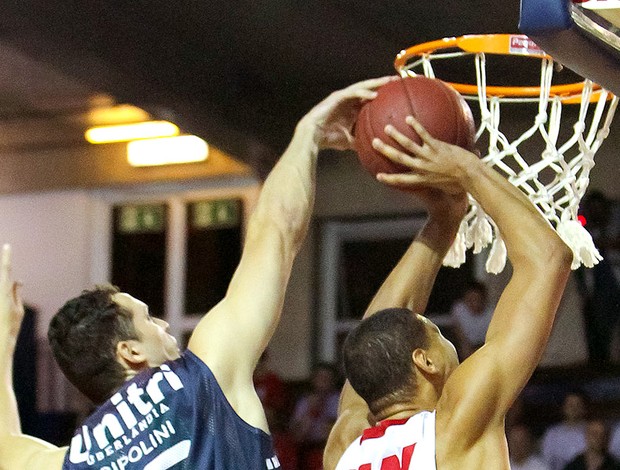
[{"xmin": 400, "ymin": 50, "xmax": 619, "ymax": 273}]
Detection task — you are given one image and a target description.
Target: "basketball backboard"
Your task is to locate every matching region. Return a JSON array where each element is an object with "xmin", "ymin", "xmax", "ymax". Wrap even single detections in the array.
[{"xmin": 520, "ymin": 0, "xmax": 620, "ymax": 95}]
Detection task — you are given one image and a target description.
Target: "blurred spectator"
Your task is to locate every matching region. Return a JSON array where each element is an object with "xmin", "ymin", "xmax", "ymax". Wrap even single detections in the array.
[
  {"xmin": 508, "ymin": 423, "xmax": 549, "ymax": 470},
  {"xmin": 253, "ymin": 350, "xmax": 297, "ymax": 470},
  {"xmin": 254, "ymin": 350, "xmax": 290, "ymax": 425},
  {"xmin": 290, "ymin": 363, "xmax": 340, "ymax": 470},
  {"xmin": 542, "ymin": 391, "xmax": 589, "ymax": 470},
  {"xmin": 563, "ymin": 419, "xmax": 620, "ymax": 470},
  {"xmin": 575, "ymin": 190, "xmax": 620, "ymax": 365},
  {"xmin": 450, "ymin": 281, "xmax": 494, "ymax": 359},
  {"xmin": 607, "ymin": 421, "xmax": 620, "ymax": 462}
]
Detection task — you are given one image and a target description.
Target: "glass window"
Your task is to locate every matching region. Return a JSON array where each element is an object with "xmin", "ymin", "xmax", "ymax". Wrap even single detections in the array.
[
  {"xmin": 112, "ymin": 203, "xmax": 167, "ymax": 318},
  {"xmin": 184, "ymin": 199, "xmax": 243, "ymax": 315}
]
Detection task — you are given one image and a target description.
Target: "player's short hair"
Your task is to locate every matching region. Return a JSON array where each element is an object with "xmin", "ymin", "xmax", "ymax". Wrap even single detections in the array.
[
  {"xmin": 342, "ymin": 308, "xmax": 429, "ymax": 414},
  {"xmin": 48, "ymin": 285, "xmax": 139, "ymax": 404}
]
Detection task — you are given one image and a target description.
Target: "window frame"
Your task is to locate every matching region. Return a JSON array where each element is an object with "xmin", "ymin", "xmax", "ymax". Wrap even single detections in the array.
[{"xmin": 89, "ymin": 179, "xmax": 260, "ymax": 342}]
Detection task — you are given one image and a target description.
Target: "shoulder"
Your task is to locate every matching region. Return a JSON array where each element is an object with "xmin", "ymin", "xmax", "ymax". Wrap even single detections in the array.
[
  {"xmin": 29, "ymin": 447, "xmax": 68, "ymax": 470},
  {"xmin": 324, "ymin": 417, "xmax": 364, "ymax": 470},
  {"xmin": 166, "ymin": 349, "xmax": 215, "ymax": 382},
  {"xmin": 332, "ymin": 435, "xmax": 363, "ymax": 470},
  {"xmin": 435, "ymin": 409, "xmax": 505, "ymax": 466},
  {"xmin": 75, "ymin": 355, "xmax": 206, "ymax": 430}
]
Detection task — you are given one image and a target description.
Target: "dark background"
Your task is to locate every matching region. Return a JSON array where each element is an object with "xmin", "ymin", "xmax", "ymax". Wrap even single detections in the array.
[{"xmin": 0, "ymin": 0, "xmax": 526, "ymax": 174}]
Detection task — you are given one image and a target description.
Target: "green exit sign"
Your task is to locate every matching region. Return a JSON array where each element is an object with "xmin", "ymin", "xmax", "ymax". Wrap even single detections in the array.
[
  {"xmin": 191, "ymin": 199, "xmax": 241, "ymax": 229},
  {"xmin": 118, "ymin": 204, "xmax": 166, "ymax": 233}
]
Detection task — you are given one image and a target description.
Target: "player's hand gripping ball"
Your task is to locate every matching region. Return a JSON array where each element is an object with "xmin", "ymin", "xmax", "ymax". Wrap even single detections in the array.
[{"xmin": 354, "ymin": 76, "xmax": 476, "ymax": 176}]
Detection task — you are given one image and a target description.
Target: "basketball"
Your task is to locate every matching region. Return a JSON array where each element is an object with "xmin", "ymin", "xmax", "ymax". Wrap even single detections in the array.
[{"xmin": 354, "ymin": 76, "xmax": 476, "ymax": 176}]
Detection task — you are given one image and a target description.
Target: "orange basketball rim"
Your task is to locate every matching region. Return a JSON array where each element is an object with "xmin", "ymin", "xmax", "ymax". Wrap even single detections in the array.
[{"xmin": 394, "ymin": 33, "xmax": 608, "ymax": 103}]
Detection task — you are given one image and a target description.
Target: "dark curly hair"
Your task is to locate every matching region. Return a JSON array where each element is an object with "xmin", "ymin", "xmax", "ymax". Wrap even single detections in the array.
[
  {"xmin": 343, "ymin": 308, "xmax": 429, "ymax": 415},
  {"xmin": 48, "ymin": 285, "xmax": 139, "ymax": 404}
]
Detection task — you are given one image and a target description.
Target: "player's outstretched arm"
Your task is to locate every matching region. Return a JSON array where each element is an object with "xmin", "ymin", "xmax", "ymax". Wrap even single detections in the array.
[
  {"xmin": 0, "ymin": 245, "xmax": 67, "ymax": 469},
  {"xmin": 187, "ymin": 77, "xmax": 396, "ymax": 422},
  {"xmin": 323, "ymin": 190, "xmax": 466, "ymax": 470},
  {"xmin": 375, "ymin": 118, "xmax": 572, "ymax": 456}
]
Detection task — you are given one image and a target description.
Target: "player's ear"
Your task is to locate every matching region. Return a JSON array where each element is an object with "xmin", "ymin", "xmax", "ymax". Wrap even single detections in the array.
[
  {"xmin": 412, "ymin": 348, "xmax": 438, "ymax": 375},
  {"xmin": 116, "ymin": 340, "xmax": 147, "ymax": 368}
]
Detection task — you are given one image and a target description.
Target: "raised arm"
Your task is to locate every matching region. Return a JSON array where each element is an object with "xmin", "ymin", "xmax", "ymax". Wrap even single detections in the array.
[
  {"xmin": 187, "ymin": 78, "xmax": 396, "ymax": 423},
  {"xmin": 324, "ymin": 190, "xmax": 467, "ymax": 470},
  {"xmin": 375, "ymin": 118, "xmax": 572, "ymax": 453},
  {"xmin": 0, "ymin": 245, "xmax": 67, "ymax": 469}
]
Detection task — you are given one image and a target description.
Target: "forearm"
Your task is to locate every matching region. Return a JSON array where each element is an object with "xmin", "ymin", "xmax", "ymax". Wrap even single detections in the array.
[
  {"xmin": 365, "ymin": 211, "xmax": 461, "ymax": 318},
  {"xmin": 460, "ymin": 155, "xmax": 568, "ymax": 266},
  {"xmin": 0, "ymin": 434, "xmax": 65, "ymax": 470},
  {"xmin": 0, "ymin": 336, "xmax": 21, "ymax": 436},
  {"xmin": 249, "ymin": 76, "xmax": 394, "ymax": 253},
  {"xmin": 458, "ymin": 156, "xmax": 572, "ymax": 344},
  {"xmin": 248, "ymin": 120, "xmax": 319, "ymax": 254},
  {"xmin": 190, "ymin": 121, "xmax": 322, "ymax": 381},
  {"xmin": 377, "ymin": 119, "xmax": 570, "ymax": 272}
]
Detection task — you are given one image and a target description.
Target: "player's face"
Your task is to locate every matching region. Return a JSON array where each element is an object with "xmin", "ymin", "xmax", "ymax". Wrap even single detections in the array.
[
  {"xmin": 418, "ymin": 315, "xmax": 459, "ymax": 378},
  {"xmin": 113, "ymin": 292, "xmax": 181, "ymax": 367}
]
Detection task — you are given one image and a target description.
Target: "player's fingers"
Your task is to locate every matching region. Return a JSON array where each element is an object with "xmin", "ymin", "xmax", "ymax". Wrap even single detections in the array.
[
  {"xmin": 384, "ymin": 125, "xmax": 424, "ymax": 156},
  {"xmin": 376, "ymin": 172, "xmax": 428, "ymax": 187},
  {"xmin": 371, "ymin": 138, "xmax": 419, "ymax": 170},
  {"xmin": 12, "ymin": 281, "xmax": 23, "ymax": 304},
  {"xmin": 405, "ymin": 116, "xmax": 438, "ymax": 148},
  {"xmin": 342, "ymin": 77, "xmax": 396, "ymax": 101},
  {"xmin": 0, "ymin": 244, "xmax": 11, "ymax": 290},
  {"xmin": 325, "ymin": 86, "xmax": 377, "ymax": 109},
  {"xmin": 352, "ymin": 89, "xmax": 378, "ymax": 101},
  {"xmin": 337, "ymin": 124, "xmax": 355, "ymax": 145}
]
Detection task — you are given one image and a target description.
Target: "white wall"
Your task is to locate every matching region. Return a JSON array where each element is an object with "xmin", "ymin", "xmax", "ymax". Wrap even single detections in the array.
[
  {"xmin": 0, "ymin": 191, "xmax": 95, "ymax": 336},
  {"xmin": 0, "ymin": 191, "xmax": 98, "ymax": 411}
]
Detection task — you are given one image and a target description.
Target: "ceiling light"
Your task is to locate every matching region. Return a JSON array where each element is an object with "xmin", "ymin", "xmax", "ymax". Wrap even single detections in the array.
[
  {"xmin": 85, "ymin": 121, "xmax": 179, "ymax": 144},
  {"xmin": 87, "ymin": 104, "xmax": 151, "ymax": 126},
  {"xmin": 127, "ymin": 135, "xmax": 209, "ymax": 167}
]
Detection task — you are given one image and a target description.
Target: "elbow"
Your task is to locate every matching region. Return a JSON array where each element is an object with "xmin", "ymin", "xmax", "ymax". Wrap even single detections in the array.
[
  {"xmin": 545, "ymin": 237, "xmax": 573, "ymax": 272},
  {"xmin": 527, "ymin": 236, "xmax": 573, "ymax": 279},
  {"xmin": 513, "ymin": 230, "xmax": 572, "ymax": 278}
]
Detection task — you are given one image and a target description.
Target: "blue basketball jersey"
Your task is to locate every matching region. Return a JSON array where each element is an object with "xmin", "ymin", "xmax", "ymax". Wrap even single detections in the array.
[{"xmin": 63, "ymin": 350, "xmax": 279, "ymax": 470}]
